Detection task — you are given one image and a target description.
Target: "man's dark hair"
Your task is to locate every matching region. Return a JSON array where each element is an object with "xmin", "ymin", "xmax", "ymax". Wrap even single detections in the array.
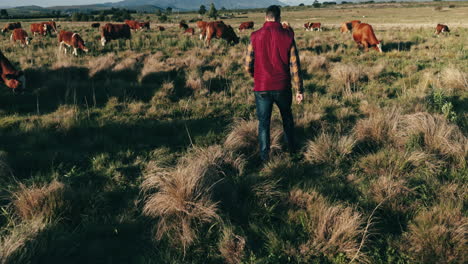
[{"xmin": 266, "ymin": 5, "xmax": 281, "ymax": 20}]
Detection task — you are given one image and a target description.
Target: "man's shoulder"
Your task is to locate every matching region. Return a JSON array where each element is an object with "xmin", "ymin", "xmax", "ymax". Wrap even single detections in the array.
[{"xmin": 250, "ymin": 27, "xmax": 263, "ymax": 39}]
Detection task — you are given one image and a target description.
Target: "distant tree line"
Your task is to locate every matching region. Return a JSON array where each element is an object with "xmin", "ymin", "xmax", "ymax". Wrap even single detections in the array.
[{"xmin": 68, "ymin": 8, "xmax": 133, "ymax": 22}]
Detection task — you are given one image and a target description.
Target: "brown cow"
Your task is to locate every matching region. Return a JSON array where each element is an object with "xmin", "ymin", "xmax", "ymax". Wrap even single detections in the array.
[
  {"xmin": 41, "ymin": 21, "xmax": 57, "ymax": 33},
  {"xmin": 101, "ymin": 23, "xmax": 131, "ymax": 46},
  {"xmin": 340, "ymin": 20, "xmax": 361, "ymax": 33},
  {"xmin": 179, "ymin": 22, "xmax": 189, "ymax": 30},
  {"xmin": 239, "ymin": 21, "xmax": 254, "ymax": 32},
  {"xmin": 310, "ymin": 23, "xmax": 322, "ymax": 32},
  {"xmin": 203, "ymin": 21, "xmax": 240, "ymax": 47},
  {"xmin": 435, "ymin": 24, "xmax": 450, "ymax": 36},
  {"xmin": 352, "ymin": 23, "xmax": 382, "ymax": 52},
  {"xmin": 58, "ymin": 30, "xmax": 89, "ymax": 56},
  {"xmin": 304, "ymin": 22, "xmax": 310, "ymax": 30},
  {"xmin": 0, "ymin": 50, "xmax": 25, "ymax": 92},
  {"xmin": 10, "ymin": 28, "xmax": 30, "ymax": 47},
  {"xmin": 30, "ymin": 23, "xmax": 51, "ymax": 36},
  {"xmin": 2, "ymin": 22, "xmax": 21, "ymax": 33},
  {"xmin": 184, "ymin": 28, "xmax": 195, "ymax": 35},
  {"xmin": 197, "ymin": 21, "xmax": 208, "ymax": 32},
  {"xmin": 91, "ymin": 23, "xmax": 101, "ymax": 28},
  {"xmin": 124, "ymin": 20, "xmax": 141, "ymax": 31},
  {"xmin": 157, "ymin": 26, "xmax": 165, "ymax": 31}
]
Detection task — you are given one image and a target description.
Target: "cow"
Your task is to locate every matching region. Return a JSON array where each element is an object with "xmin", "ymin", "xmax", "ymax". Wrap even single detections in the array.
[
  {"xmin": 304, "ymin": 22, "xmax": 310, "ymax": 30},
  {"xmin": 91, "ymin": 23, "xmax": 101, "ymax": 28},
  {"xmin": 184, "ymin": 28, "xmax": 195, "ymax": 35},
  {"xmin": 179, "ymin": 22, "xmax": 189, "ymax": 30},
  {"xmin": 0, "ymin": 50, "xmax": 25, "ymax": 92},
  {"xmin": 197, "ymin": 21, "xmax": 208, "ymax": 33},
  {"xmin": 124, "ymin": 20, "xmax": 141, "ymax": 31},
  {"xmin": 203, "ymin": 21, "xmax": 240, "ymax": 47},
  {"xmin": 310, "ymin": 22, "xmax": 322, "ymax": 31},
  {"xmin": 41, "ymin": 21, "xmax": 57, "ymax": 33},
  {"xmin": 10, "ymin": 28, "xmax": 30, "ymax": 47},
  {"xmin": 157, "ymin": 26, "xmax": 165, "ymax": 31},
  {"xmin": 340, "ymin": 20, "xmax": 361, "ymax": 33},
  {"xmin": 2, "ymin": 22, "xmax": 21, "ymax": 33},
  {"xmin": 435, "ymin": 24, "xmax": 450, "ymax": 36},
  {"xmin": 352, "ymin": 23, "xmax": 382, "ymax": 52},
  {"xmin": 58, "ymin": 30, "xmax": 89, "ymax": 56},
  {"xmin": 100, "ymin": 23, "xmax": 131, "ymax": 46},
  {"xmin": 30, "ymin": 23, "xmax": 52, "ymax": 36},
  {"xmin": 139, "ymin": 21, "xmax": 150, "ymax": 30},
  {"xmin": 239, "ymin": 21, "xmax": 254, "ymax": 32}
]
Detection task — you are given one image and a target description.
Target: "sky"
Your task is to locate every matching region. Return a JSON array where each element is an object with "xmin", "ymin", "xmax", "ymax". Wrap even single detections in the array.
[{"xmin": 0, "ymin": 0, "xmax": 121, "ymax": 7}]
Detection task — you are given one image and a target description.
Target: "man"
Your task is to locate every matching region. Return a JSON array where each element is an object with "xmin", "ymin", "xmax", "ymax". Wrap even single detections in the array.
[{"xmin": 245, "ymin": 5, "xmax": 304, "ymax": 162}]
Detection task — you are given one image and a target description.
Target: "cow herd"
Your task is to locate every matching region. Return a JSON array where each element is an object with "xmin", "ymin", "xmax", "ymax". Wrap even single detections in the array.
[{"xmin": 0, "ymin": 17, "xmax": 453, "ymax": 93}]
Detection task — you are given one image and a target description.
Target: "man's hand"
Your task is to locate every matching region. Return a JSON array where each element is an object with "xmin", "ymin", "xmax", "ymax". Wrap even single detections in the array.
[{"xmin": 296, "ymin": 93, "xmax": 304, "ymax": 104}]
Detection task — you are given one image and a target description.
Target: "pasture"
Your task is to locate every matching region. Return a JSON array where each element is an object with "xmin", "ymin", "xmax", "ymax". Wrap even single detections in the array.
[{"xmin": 0, "ymin": 2, "xmax": 467, "ymax": 263}]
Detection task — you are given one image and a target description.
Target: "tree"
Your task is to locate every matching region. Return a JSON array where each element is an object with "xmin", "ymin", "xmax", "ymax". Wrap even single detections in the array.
[
  {"xmin": 166, "ymin": 7, "xmax": 172, "ymax": 14},
  {"xmin": 313, "ymin": 0, "xmax": 321, "ymax": 8},
  {"xmin": 156, "ymin": 9, "xmax": 162, "ymax": 16},
  {"xmin": 199, "ymin": 5, "xmax": 206, "ymax": 15},
  {"xmin": 299, "ymin": 3, "xmax": 305, "ymax": 6},
  {"xmin": 0, "ymin": 9, "xmax": 8, "ymax": 19},
  {"xmin": 208, "ymin": 3, "xmax": 218, "ymax": 20}
]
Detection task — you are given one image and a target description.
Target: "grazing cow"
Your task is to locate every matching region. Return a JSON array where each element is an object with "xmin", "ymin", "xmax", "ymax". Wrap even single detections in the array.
[
  {"xmin": 101, "ymin": 23, "xmax": 131, "ymax": 46},
  {"xmin": 203, "ymin": 21, "xmax": 240, "ymax": 46},
  {"xmin": 435, "ymin": 24, "xmax": 450, "ymax": 36},
  {"xmin": 184, "ymin": 28, "xmax": 195, "ymax": 35},
  {"xmin": 304, "ymin": 22, "xmax": 310, "ymax": 30},
  {"xmin": 239, "ymin": 21, "xmax": 254, "ymax": 32},
  {"xmin": 30, "ymin": 23, "xmax": 52, "ymax": 36},
  {"xmin": 124, "ymin": 20, "xmax": 141, "ymax": 31},
  {"xmin": 352, "ymin": 23, "xmax": 382, "ymax": 52},
  {"xmin": 196, "ymin": 21, "xmax": 208, "ymax": 32},
  {"xmin": 2, "ymin": 22, "xmax": 21, "ymax": 33},
  {"xmin": 157, "ymin": 26, "xmax": 165, "ymax": 31},
  {"xmin": 10, "ymin": 28, "xmax": 30, "ymax": 47},
  {"xmin": 41, "ymin": 21, "xmax": 57, "ymax": 33},
  {"xmin": 179, "ymin": 22, "xmax": 189, "ymax": 30},
  {"xmin": 340, "ymin": 20, "xmax": 361, "ymax": 33},
  {"xmin": 0, "ymin": 50, "xmax": 25, "ymax": 92},
  {"xmin": 91, "ymin": 23, "xmax": 101, "ymax": 28},
  {"xmin": 58, "ymin": 30, "xmax": 89, "ymax": 56},
  {"xmin": 310, "ymin": 22, "xmax": 322, "ymax": 31}
]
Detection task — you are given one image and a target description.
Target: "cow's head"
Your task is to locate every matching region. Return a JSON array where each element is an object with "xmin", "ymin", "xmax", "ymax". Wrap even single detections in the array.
[
  {"xmin": 444, "ymin": 26, "xmax": 450, "ymax": 32},
  {"xmin": 3, "ymin": 71, "xmax": 26, "ymax": 91}
]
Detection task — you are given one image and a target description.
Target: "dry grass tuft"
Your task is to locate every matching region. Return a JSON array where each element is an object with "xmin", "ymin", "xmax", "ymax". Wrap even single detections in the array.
[
  {"xmin": 218, "ymin": 226, "xmax": 246, "ymax": 264},
  {"xmin": 288, "ymin": 189, "xmax": 368, "ymax": 262},
  {"xmin": 304, "ymin": 133, "xmax": 356, "ymax": 165},
  {"xmin": 41, "ymin": 105, "xmax": 78, "ymax": 131},
  {"xmin": 88, "ymin": 53, "xmax": 116, "ymax": 76},
  {"xmin": 142, "ymin": 146, "xmax": 244, "ymax": 250},
  {"xmin": 113, "ymin": 53, "xmax": 145, "ymax": 72},
  {"xmin": 185, "ymin": 70, "xmax": 204, "ymax": 90},
  {"xmin": 369, "ymin": 175, "xmax": 411, "ymax": 212},
  {"xmin": 354, "ymin": 107, "xmax": 400, "ymax": 145},
  {"xmin": 139, "ymin": 52, "xmax": 175, "ymax": 82},
  {"xmin": 300, "ymin": 52, "xmax": 328, "ymax": 74},
  {"xmin": 224, "ymin": 119, "xmax": 283, "ymax": 158},
  {"xmin": 0, "ymin": 217, "xmax": 47, "ymax": 264},
  {"xmin": 12, "ymin": 180, "xmax": 66, "ymax": 221},
  {"xmin": 440, "ymin": 66, "xmax": 468, "ymax": 93},
  {"xmin": 330, "ymin": 63, "xmax": 363, "ymax": 94},
  {"xmin": 395, "ymin": 112, "xmax": 467, "ymax": 165},
  {"xmin": 404, "ymin": 202, "xmax": 467, "ymax": 264}
]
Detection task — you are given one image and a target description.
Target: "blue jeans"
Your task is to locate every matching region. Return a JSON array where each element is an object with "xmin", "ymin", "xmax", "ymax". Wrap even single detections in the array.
[{"xmin": 255, "ymin": 90, "xmax": 296, "ymax": 161}]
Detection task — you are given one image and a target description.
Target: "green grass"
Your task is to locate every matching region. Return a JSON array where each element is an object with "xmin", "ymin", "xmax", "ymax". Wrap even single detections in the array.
[{"xmin": 0, "ymin": 2, "xmax": 467, "ymax": 264}]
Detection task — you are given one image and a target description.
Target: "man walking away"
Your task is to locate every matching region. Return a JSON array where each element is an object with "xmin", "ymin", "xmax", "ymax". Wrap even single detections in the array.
[{"xmin": 245, "ymin": 5, "xmax": 304, "ymax": 162}]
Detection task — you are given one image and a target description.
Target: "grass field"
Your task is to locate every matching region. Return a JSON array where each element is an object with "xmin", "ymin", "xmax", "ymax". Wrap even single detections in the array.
[{"xmin": 0, "ymin": 2, "xmax": 467, "ymax": 263}]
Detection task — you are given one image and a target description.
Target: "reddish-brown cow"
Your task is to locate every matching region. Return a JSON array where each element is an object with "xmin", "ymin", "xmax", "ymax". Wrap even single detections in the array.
[
  {"xmin": 203, "ymin": 21, "xmax": 239, "ymax": 47},
  {"xmin": 0, "ymin": 50, "xmax": 25, "ymax": 92},
  {"xmin": 10, "ymin": 28, "xmax": 30, "ymax": 47},
  {"xmin": 340, "ymin": 20, "xmax": 361, "ymax": 33},
  {"xmin": 352, "ymin": 23, "xmax": 382, "ymax": 52},
  {"xmin": 310, "ymin": 22, "xmax": 322, "ymax": 31},
  {"xmin": 239, "ymin": 21, "xmax": 254, "ymax": 32},
  {"xmin": 30, "ymin": 23, "xmax": 51, "ymax": 36},
  {"xmin": 41, "ymin": 21, "xmax": 57, "ymax": 33},
  {"xmin": 435, "ymin": 24, "xmax": 450, "ymax": 35},
  {"xmin": 58, "ymin": 30, "xmax": 89, "ymax": 56},
  {"xmin": 197, "ymin": 21, "xmax": 208, "ymax": 33},
  {"xmin": 2, "ymin": 22, "xmax": 21, "ymax": 33},
  {"xmin": 124, "ymin": 20, "xmax": 140, "ymax": 31},
  {"xmin": 101, "ymin": 23, "xmax": 131, "ymax": 46}
]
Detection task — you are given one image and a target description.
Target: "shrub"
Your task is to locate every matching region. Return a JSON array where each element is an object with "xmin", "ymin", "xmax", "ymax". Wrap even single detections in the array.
[
  {"xmin": 218, "ymin": 226, "xmax": 246, "ymax": 264},
  {"xmin": 304, "ymin": 133, "xmax": 356, "ymax": 165}
]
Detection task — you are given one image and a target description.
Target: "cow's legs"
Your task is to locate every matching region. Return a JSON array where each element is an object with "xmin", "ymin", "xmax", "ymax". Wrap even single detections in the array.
[{"xmin": 73, "ymin": 48, "xmax": 78, "ymax": 56}]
